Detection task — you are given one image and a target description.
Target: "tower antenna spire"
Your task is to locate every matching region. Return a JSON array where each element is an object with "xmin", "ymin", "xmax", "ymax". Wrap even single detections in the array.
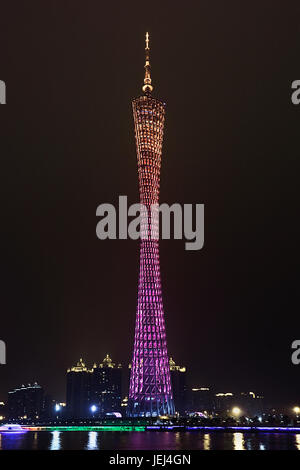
[{"xmin": 143, "ymin": 32, "xmax": 153, "ymax": 93}]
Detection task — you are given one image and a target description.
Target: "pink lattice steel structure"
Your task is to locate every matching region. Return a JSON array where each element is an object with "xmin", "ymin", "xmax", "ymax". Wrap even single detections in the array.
[{"xmin": 128, "ymin": 33, "xmax": 175, "ymax": 417}]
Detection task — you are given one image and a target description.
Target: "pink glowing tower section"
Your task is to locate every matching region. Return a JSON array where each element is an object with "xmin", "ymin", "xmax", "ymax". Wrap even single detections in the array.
[{"xmin": 128, "ymin": 34, "xmax": 175, "ymax": 417}]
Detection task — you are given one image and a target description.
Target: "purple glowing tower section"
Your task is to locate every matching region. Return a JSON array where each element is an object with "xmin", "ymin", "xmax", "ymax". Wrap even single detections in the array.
[{"xmin": 129, "ymin": 33, "xmax": 174, "ymax": 417}]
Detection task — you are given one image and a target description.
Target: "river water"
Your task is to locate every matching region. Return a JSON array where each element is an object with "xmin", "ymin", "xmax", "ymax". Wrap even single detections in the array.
[{"xmin": 1, "ymin": 430, "xmax": 300, "ymax": 450}]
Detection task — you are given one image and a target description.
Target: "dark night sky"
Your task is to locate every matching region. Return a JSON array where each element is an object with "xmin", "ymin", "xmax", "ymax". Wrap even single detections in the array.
[{"xmin": 1, "ymin": 1, "xmax": 300, "ymax": 406}]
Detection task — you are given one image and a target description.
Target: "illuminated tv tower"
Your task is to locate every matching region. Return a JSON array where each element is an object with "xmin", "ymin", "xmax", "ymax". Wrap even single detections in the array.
[{"xmin": 128, "ymin": 33, "xmax": 175, "ymax": 417}]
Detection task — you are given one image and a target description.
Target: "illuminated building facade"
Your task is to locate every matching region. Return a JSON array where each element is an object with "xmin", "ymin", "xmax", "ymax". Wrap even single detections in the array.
[
  {"xmin": 214, "ymin": 392, "xmax": 235, "ymax": 413},
  {"xmin": 0, "ymin": 402, "xmax": 5, "ymax": 421},
  {"xmin": 91, "ymin": 354, "xmax": 122, "ymax": 415},
  {"xmin": 8, "ymin": 383, "xmax": 44, "ymax": 420},
  {"xmin": 66, "ymin": 358, "xmax": 93, "ymax": 418},
  {"xmin": 214, "ymin": 391, "xmax": 264, "ymax": 417},
  {"xmin": 238, "ymin": 391, "xmax": 264, "ymax": 416},
  {"xmin": 66, "ymin": 356, "xmax": 122, "ymax": 418},
  {"xmin": 169, "ymin": 358, "xmax": 187, "ymax": 416},
  {"xmin": 129, "ymin": 33, "xmax": 174, "ymax": 417},
  {"xmin": 189, "ymin": 387, "xmax": 215, "ymax": 414}
]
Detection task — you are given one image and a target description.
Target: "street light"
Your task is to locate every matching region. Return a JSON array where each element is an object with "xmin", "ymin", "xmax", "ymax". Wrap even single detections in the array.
[
  {"xmin": 54, "ymin": 403, "xmax": 61, "ymax": 421},
  {"xmin": 90, "ymin": 405, "xmax": 97, "ymax": 416},
  {"xmin": 232, "ymin": 407, "xmax": 242, "ymax": 418},
  {"xmin": 293, "ymin": 406, "xmax": 300, "ymax": 415}
]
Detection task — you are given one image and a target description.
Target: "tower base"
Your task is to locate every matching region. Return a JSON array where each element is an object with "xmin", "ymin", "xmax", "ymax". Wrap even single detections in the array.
[{"xmin": 127, "ymin": 397, "xmax": 175, "ymax": 418}]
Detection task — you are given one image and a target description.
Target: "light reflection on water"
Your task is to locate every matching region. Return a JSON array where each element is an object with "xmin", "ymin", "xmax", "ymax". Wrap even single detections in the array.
[
  {"xmin": 0, "ymin": 431, "xmax": 299, "ymax": 450},
  {"xmin": 203, "ymin": 433, "xmax": 211, "ymax": 450},
  {"xmin": 32, "ymin": 432, "xmax": 38, "ymax": 450},
  {"xmin": 50, "ymin": 431, "xmax": 61, "ymax": 450},
  {"xmin": 85, "ymin": 431, "xmax": 98, "ymax": 450},
  {"xmin": 233, "ymin": 432, "xmax": 245, "ymax": 450}
]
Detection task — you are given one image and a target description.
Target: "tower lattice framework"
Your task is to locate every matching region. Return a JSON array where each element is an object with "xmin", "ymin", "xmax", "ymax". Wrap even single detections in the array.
[{"xmin": 129, "ymin": 33, "xmax": 175, "ymax": 417}]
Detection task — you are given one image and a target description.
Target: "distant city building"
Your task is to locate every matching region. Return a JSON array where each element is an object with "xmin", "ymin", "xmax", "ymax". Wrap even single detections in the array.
[
  {"xmin": 8, "ymin": 383, "xmax": 44, "ymax": 419},
  {"xmin": 214, "ymin": 391, "xmax": 264, "ymax": 417},
  {"xmin": 121, "ymin": 396, "xmax": 128, "ymax": 411},
  {"xmin": 91, "ymin": 355, "xmax": 122, "ymax": 416},
  {"xmin": 189, "ymin": 387, "xmax": 215, "ymax": 414},
  {"xmin": 42, "ymin": 396, "xmax": 67, "ymax": 419},
  {"xmin": 214, "ymin": 392, "xmax": 235, "ymax": 413},
  {"xmin": 0, "ymin": 401, "xmax": 5, "ymax": 421},
  {"xmin": 53, "ymin": 402, "xmax": 66, "ymax": 418},
  {"xmin": 42, "ymin": 394, "xmax": 57, "ymax": 419},
  {"xmin": 169, "ymin": 358, "xmax": 187, "ymax": 415},
  {"xmin": 238, "ymin": 392, "xmax": 264, "ymax": 416},
  {"xmin": 66, "ymin": 356, "xmax": 122, "ymax": 418},
  {"xmin": 66, "ymin": 358, "xmax": 93, "ymax": 418}
]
